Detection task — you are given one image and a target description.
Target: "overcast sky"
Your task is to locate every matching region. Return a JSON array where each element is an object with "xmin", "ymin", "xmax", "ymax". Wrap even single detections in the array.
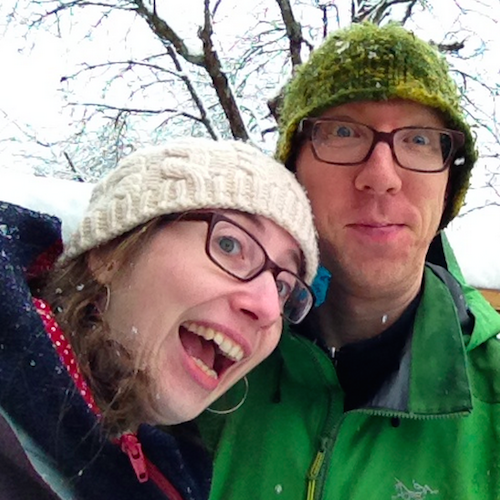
[
  {"xmin": 0, "ymin": 1, "xmax": 499, "ymax": 289},
  {"xmin": 1, "ymin": 1, "xmax": 499, "ymax": 176}
]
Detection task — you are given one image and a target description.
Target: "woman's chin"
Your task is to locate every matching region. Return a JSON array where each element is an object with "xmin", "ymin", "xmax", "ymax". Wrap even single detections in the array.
[{"xmin": 146, "ymin": 395, "xmax": 209, "ymax": 426}]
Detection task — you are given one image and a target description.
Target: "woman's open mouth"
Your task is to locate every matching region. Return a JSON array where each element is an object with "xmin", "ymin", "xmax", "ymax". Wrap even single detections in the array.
[{"xmin": 179, "ymin": 321, "xmax": 245, "ymax": 381}]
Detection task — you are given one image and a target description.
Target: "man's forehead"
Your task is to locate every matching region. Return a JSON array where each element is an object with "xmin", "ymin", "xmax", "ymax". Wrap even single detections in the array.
[{"xmin": 316, "ymin": 99, "xmax": 446, "ymax": 126}]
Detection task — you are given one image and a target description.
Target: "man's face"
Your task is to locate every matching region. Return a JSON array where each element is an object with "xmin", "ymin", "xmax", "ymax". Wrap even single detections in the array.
[{"xmin": 295, "ymin": 100, "xmax": 450, "ymax": 297}]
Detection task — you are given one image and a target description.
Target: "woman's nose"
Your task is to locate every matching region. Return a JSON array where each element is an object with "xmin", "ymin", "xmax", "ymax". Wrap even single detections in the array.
[{"xmin": 230, "ymin": 271, "xmax": 282, "ymax": 327}]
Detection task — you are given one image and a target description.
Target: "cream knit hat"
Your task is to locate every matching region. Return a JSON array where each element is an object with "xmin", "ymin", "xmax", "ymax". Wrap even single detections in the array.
[{"xmin": 63, "ymin": 138, "xmax": 319, "ymax": 283}]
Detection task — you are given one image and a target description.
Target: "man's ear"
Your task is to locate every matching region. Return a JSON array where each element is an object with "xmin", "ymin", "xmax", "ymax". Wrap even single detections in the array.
[
  {"xmin": 444, "ymin": 168, "xmax": 453, "ymax": 203},
  {"xmin": 87, "ymin": 247, "xmax": 118, "ymax": 284},
  {"xmin": 442, "ymin": 171, "xmax": 453, "ymax": 214}
]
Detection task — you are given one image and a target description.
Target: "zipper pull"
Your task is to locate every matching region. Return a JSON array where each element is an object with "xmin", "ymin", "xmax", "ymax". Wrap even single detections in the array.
[
  {"xmin": 306, "ymin": 437, "xmax": 329, "ymax": 500},
  {"xmin": 307, "ymin": 449, "xmax": 325, "ymax": 500},
  {"xmin": 119, "ymin": 433, "xmax": 148, "ymax": 483}
]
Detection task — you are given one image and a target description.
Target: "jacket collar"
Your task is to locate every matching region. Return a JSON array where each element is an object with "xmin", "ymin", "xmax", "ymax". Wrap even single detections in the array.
[
  {"xmin": 403, "ymin": 266, "xmax": 472, "ymax": 416},
  {"xmin": 283, "ymin": 265, "xmax": 482, "ymax": 418}
]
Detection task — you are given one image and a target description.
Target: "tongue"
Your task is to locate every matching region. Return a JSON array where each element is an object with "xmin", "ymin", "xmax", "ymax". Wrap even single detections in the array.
[{"xmin": 180, "ymin": 327, "xmax": 216, "ymax": 369}]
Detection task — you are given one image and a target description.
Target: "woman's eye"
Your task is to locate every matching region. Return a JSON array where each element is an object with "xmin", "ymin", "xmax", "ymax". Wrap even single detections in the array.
[
  {"xmin": 276, "ymin": 280, "xmax": 292, "ymax": 300},
  {"xmin": 217, "ymin": 236, "xmax": 242, "ymax": 255}
]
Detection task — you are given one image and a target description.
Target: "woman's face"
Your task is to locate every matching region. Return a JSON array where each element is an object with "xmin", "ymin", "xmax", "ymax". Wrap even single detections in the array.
[{"xmin": 93, "ymin": 210, "xmax": 302, "ymax": 425}]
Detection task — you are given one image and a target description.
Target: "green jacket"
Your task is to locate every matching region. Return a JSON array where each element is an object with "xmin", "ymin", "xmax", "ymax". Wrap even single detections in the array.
[{"xmin": 199, "ymin": 261, "xmax": 500, "ymax": 499}]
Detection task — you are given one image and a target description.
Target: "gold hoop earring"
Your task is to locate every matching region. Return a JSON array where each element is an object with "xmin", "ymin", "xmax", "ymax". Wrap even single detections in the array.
[
  {"xmin": 207, "ymin": 376, "xmax": 249, "ymax": 415},
  {"xmin": 103, "ymin": 284, "xmax": 111, "ymax": 313}
]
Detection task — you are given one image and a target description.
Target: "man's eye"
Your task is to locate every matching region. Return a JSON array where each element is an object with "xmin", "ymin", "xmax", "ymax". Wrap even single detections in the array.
[
  {"xmin": 320, "ymin": 124, "xmax": 357, "ymax": 139},
  {"xmin": 401, "ymin": 130, "xmax": 436, "ymax": 147},
  {"xmin": 334, "ymin": 125, "xmax": 354, "ymax": 137},
  {"xmin": 217, "ymin": 236, "xmax": 242, "ymax": 255},
  {"xmin": 411, "ymin": 134, "xmax": 430, "ymax": 146}
]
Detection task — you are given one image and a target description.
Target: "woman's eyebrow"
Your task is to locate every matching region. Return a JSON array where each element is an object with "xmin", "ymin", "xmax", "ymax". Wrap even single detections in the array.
[
  {"xmin": 232, "ymin": 212, "xmax": 303, "ymax": 273},
  {"xmin": 272, "ymin": 245, "xmax": 302, "ymax": 275},
  {"xmin": 235, "ymin": 212, "xmax": 266, "ymax": 232},
  {"xmin": 286, "ymin": 249, "xmax": 302, "ymax": 274}
]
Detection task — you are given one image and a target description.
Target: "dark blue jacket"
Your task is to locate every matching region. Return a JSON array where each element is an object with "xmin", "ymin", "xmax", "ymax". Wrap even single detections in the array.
[{"xmin": 0, "ymin": 201, "xmax": 211, "ymax": 500}]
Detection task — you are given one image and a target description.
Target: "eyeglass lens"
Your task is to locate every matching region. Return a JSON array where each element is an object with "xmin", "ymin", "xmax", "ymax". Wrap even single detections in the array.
[
  {"xmin": 312, "ymin": 119, "xmax": 456, "ymax": 172},
  {"xmin": 207, "ymin": 219, "xmax": 313, "ymax": 323}
]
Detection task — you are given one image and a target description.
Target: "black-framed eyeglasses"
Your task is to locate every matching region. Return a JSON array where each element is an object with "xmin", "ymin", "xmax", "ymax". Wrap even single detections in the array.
[
  {"xmin": 178, "ymin": 212, "xmax": 314, "ymax": 324},
  {"xmin": 298, "ymin": 118, "xmax": 466, "ymax": 173}
]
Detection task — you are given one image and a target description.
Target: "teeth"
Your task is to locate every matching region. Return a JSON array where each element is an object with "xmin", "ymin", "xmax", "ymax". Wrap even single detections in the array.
[
  {"xmin": 228, "ymin": 344, "xmax": 242, "ymax": 360},
  {"xmin": 193, "ymin": 357, "xmax": 218, "ymax": 379},
  {"xmin": 182, "ymin": 322, "xmax": 244, "ymax": 362},
  {"xmin": 204, "ymin": 328, "xmax": 215, "ymax": 341},
  {"xmin": 213, "ymin": 332, "xmax": 224, "ymax": 346},
  {"xmin": 219, "ymin": 337, "xmax": 233, "ymax": 353}
]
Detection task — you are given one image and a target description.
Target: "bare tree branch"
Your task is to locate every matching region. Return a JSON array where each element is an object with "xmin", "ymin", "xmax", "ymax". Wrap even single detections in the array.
[
  {"xmin": 68, "ymin": 101, "xmax": 206, "ymax": 123},
  {"xmin": 132, "ymin": 0, "xmax": 205, "ymax": 66},
  {"xmin": 313, "ymin": 1, "xmax": 339, "ymax": 39},
  {"xmin": 165, "ymin": 45, "xmax": 220, "ymax": 139},
  {"xmin": 4, "ymin": 0, "xmax": 499, "ymax": 213},
  {"xmin": 352, "ymin": 0, "xmax": 420, "ymax": 24},
  {"xmin": 275, "ymin": 0, "xmax": 303, "ymax": 68},
  {"xmin": 29, "ymin": 1, "xmax": 131, "ymax": 27},
  {"xmin": 401, "ymin": 0, "xmax": 418, "ymax": 24},
  {"xmin": 63, "ymin": 151, "xmax": 85, "ymax": 181},
  {"xmin": 60, "ymin": 57, "xmax": 180, "ymax": 82},
  {"xmin": 198, "ymin": 0, "xmax": 249, "ymax": 140},
  {"xmin": 435, "ymin": 40, "xmax": 465, "ymax": 53}
]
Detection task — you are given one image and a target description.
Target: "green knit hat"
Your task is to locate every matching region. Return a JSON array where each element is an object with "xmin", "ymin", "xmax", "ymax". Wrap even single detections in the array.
[{"xmin": 277, "ymin": 22, "xmax": 477, "ymax": 228}]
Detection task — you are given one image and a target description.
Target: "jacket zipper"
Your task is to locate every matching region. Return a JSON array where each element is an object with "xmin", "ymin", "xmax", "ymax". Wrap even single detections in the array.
[
  {"xmin": 299, "ymin": 337, "xmax": 471, "ymax": 500},
  {"xmin": 147, "ymin": 458, "xmax": 185, "ymax": 500},
  {"xmin": 120, "ymin": 433, "xmax": 148, "ymax": 482},
  {"xmin": 306, "ymin": 437, "xmax": 330, "ymax": 500},
  {"xmin": 289, "ymin": 336, "xmax": 340, "ymax": 500},
  {"xmin": 35, "ymin": 299, "xmax": 185, "ymax": 500},
  {"xmin": 306, "ymin": 406, "xmax": 471, "ymax": 500},
  {"xmin": 119, "ymin": 433, "xmax": 184, "ymax": 500},
  {"xmin": 306, "ymin": 411, "xmax": 343, "ymax": 500}
]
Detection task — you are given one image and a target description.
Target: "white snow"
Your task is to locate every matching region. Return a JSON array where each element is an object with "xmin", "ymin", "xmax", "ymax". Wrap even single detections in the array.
[
  {"xmin": 446, "ymin": 205, "xmax": 500, "ymax": 290},
  {"xmin": 0, "ymin": 169, "xmax": 498, "ymax": 290},
  {"xmin": 0, "ymin": 170, "xmax": 93, "ymax": 243}
]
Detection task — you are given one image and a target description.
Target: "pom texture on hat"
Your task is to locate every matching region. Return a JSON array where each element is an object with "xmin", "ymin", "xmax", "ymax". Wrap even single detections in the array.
[
  {"xmin": 277, "ymin": 22, "xmax": 477, "ymax": 228},
  {"xmin": 63, "ymin": 139, "xmax": 319, "ymax": 284}
]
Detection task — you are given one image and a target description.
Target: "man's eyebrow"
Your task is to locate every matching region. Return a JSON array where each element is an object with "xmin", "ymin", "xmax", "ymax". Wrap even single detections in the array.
[
  {"xmin": 321, "ymin": 114, "xmax": 442, "ymax": 128},
  {"xmin": 320, "ymin": 113, "xmax": 356, "ymax": 120}
]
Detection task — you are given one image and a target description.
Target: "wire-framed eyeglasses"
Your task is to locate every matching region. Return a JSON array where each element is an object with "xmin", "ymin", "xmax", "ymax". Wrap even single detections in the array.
[
  {"xmin": 297, "ymin": 118, "xmax": 466, "ymax": 173},
  {"xmin": 179, "ymin": 212, "xmax": 314, "ymax": 324}
]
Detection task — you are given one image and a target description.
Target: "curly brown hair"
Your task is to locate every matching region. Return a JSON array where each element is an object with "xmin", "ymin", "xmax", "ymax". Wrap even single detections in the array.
[{"xmin": 39, "ymin": 217, "xmax": 168, "ymax": 436}]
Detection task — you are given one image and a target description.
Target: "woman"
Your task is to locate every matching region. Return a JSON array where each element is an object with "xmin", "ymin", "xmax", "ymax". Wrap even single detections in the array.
[{"xmin": 0, "ymin": 139, "xmax": 318, "ymax": 500}]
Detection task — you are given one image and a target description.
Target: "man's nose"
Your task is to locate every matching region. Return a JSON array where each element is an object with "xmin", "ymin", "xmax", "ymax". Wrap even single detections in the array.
[
  {"xmin": 230, "ymin": 271, "xmax": 282, "ymax": 328},
  {"xmin": 353, "ymin": 141, "xmax": 403, "ymax": 194}
]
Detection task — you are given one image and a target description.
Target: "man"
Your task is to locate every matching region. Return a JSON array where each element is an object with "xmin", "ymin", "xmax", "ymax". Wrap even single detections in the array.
[{"xmin": 199, "ymin": 22, "xmax": 500, "ymax": 499}]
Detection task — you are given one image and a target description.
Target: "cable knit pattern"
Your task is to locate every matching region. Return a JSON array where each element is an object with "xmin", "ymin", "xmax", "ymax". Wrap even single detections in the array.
[{"xmin": 62, "ymin": 139, "xmax": 319, "ymax": 283}]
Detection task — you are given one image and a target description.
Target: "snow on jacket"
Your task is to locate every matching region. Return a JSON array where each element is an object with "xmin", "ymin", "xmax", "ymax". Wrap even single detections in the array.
[
  {"xmin": 199, "ymin": 235, "xmax": 500, "ymax": 500},
  {"xmin": 0, "ymin": 201, "xmax": 212, "ymax": 500}
]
